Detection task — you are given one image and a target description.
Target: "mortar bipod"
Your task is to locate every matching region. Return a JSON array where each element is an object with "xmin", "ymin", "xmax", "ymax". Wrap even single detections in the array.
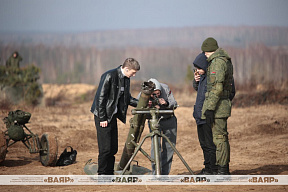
[{"xmin": 120, "ymin": 108, "xmax": 194, "ymax": 175}]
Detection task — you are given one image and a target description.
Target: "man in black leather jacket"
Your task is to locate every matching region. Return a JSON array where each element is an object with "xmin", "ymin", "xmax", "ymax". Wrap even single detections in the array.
[{"xmin": 90, "ymin": 58, "xmax": 140, "ymax": 175}]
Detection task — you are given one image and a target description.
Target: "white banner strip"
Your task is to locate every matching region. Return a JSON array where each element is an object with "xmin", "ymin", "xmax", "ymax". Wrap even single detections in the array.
[{"xmin": 0, "ymin": 175, "xmax": 287, "ymax": 185}]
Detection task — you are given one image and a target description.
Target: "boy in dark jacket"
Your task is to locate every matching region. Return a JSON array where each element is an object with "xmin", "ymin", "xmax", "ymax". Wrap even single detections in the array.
[
  {"xmin": 91, "ymin": 58, "xmax": 140, "ymax": 175},
  {"xmin": 193, "ymin": 52, "xmax": 217, "ymax": 175}
]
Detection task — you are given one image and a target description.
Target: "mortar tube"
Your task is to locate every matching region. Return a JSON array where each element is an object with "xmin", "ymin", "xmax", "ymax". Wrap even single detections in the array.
[{"xmin": 116, "ymin": 81, "xmax": 154, "ymax": 171}]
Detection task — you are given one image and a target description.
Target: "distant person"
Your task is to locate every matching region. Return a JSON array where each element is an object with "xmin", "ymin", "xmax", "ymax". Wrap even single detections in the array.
[
  {"xmin": 192, "ymin": 52, "xmax": 217, "ymax": 175},
  {"xmin": 6, "ymin": 51, "xmax": 22, "ymax": 68},
  {"xmin": 146, "ymin": 78, "xmax": 178, "ymax": 175},
  {"xmin": 90, "ymin": 58, "xmax": 140, "ymax": 175},
  {"xmin": 200, "ymin": 37, "xmax": 235, "ymax": 175}
]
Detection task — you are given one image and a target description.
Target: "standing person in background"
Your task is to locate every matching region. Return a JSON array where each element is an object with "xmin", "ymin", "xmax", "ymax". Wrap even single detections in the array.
[
  {"xmin": 90, "ymin": 58, "xmax": 140, "ymax": 175},
  {"xmin": 6, "ymin": 51, "xmax": 22, "ymax": 68},
  {"xmin": 201, "ymin": 37, "xmax": 235, "ymax": 175},
  {"xmin": 147, "ymin": 78, "xmax": 178, "ymax": 175},
  {"xmin": 193, "ymin": 52, "xmax": 217, "ymax": 175}
]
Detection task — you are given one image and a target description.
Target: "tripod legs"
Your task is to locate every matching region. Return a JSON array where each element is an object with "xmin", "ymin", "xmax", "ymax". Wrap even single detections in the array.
[
  {"xmin": 120, "ymin": 133, "xmax": 152, "ymax": 175},
  {"xmin": 120, "ymin": 130, "xmax": 194, "ymax": 175},
  {"xmin": 160, "ymin": 133, "xmax": 194, "ymax": 175}
]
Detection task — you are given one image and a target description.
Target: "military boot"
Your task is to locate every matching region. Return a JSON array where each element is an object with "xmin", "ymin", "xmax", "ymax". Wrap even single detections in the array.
[
  {"xmin": 211, "ymin": 166, "xmax": 218, "ymax": 175},
  {"xmin": 197, "ymin": 164, "xmax": 214, "ymax": 175},
  {"xmin": 197, "ymin": 168, "xmax": 212, "ymax": 175},
  {"xmin": 217, "ymin": 164, "xmax": 230, "ymax": 175}
]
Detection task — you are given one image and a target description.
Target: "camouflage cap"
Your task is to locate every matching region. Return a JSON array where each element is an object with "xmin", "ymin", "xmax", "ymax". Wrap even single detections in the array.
[{"xmin": 201, "ymin": 37, "xmax": 219, "ymax": 52}]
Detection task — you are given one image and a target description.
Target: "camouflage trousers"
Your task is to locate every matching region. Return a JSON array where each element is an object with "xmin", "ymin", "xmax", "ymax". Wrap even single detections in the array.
[{"xmin": 212, "ymin": 118, "xmax": 230, "ymax": 166}]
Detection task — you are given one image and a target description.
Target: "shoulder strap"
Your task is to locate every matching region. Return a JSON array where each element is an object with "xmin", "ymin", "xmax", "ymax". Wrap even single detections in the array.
[{"xmin": 218, "ymin": 57, "xmax": 228, "ymax": 63}]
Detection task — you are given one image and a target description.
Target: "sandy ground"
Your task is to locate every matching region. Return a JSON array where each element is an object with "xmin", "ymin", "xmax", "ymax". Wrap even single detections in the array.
[{"xmin": 0, "ymin": 84, "xmax": 287, "ymax": 192}]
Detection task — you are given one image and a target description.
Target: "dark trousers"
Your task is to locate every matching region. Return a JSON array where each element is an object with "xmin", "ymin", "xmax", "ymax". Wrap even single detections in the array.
[
  {"xmin": 197, "ymin": 123, "xmax": 217, "ymax": 172},
  {"xmin": 94, "ymin": 115, "xmax": 118, "ymax": 175}
]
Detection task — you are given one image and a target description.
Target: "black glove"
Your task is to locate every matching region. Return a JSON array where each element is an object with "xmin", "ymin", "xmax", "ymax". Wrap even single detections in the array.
[{"xmin": 204, "ymin": 110, "xmax": 214, "ymax": 128}]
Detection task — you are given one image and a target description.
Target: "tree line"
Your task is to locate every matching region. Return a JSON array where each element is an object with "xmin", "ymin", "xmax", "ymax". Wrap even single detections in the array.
[
  {"xmin": 1, "ymin": 26, "xmax": 287, "ymax": 49},
  {"xmin": 1, "ymin": 44, "xmax": 287, "ymax": 89},
  {"xmin": 0, "ymin": 26, "xmax": 287, "ymax": 89}
]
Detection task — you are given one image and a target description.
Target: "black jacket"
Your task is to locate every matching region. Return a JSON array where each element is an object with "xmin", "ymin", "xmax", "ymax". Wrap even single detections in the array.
[
  {"xmin": 193, "ymin": 53, "xmax": 209, "ymax": 125},
  {"xmin": 90, "ymin": 66, "xmax": 138, "ymax": 123},
  {"xmin": 193, "ymin": 73, "xmax": 208, "ymax": 125}
]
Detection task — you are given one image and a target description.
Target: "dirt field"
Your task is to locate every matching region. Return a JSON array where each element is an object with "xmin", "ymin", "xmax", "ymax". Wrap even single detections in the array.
[{"xmin": 0, "ymin": 84, "xmax": 287, "ymax": 192}]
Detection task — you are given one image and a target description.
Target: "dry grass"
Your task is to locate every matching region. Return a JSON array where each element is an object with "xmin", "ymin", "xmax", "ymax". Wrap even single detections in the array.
[{"xmin": 0, "ymin": 83, "xmax": 287, "ymax": 192}]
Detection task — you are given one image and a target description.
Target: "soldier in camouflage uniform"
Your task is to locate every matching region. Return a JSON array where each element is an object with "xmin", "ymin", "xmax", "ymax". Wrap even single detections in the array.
[
  {"xmin": 201, "ymin": 37, "xmax": 235, "ymax": 175},
  {"xmin": 6, "ymin": 51, "xmax": 22, "ymax": 68}
]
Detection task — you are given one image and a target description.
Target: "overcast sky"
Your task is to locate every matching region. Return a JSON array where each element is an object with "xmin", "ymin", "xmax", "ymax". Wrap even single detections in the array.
[{"xmin": 0, "ymin": 0, "xmax": 287, "ymax": 33}]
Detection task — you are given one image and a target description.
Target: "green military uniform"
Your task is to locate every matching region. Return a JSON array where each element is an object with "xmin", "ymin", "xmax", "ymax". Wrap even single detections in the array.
[
  {"xmin": 6, "ymin": 52, "xmax": 22, "ymax": 68},
  {"xmin": 201, "ymin": 41, "xmax": 234, "ymax": 174}
]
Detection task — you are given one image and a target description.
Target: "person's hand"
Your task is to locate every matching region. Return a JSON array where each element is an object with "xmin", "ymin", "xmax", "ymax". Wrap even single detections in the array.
[
  {"xmin": 158, "ymin": 98, "xmax": 167, "ymax": 105},
  {"xmin": 155, "ymin": 105, "xmax": 160, "ymax": 109},
  {"xmin": 100, "ymin": 121, "xmax": 108, "ymax": 127},
  {"xmin": 194, "ymin": 70, "xmax": 200, "ymax": 82},
  {"xmin": 204, "ymin": 110, "xmax": 214, "ymax": 128}
]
